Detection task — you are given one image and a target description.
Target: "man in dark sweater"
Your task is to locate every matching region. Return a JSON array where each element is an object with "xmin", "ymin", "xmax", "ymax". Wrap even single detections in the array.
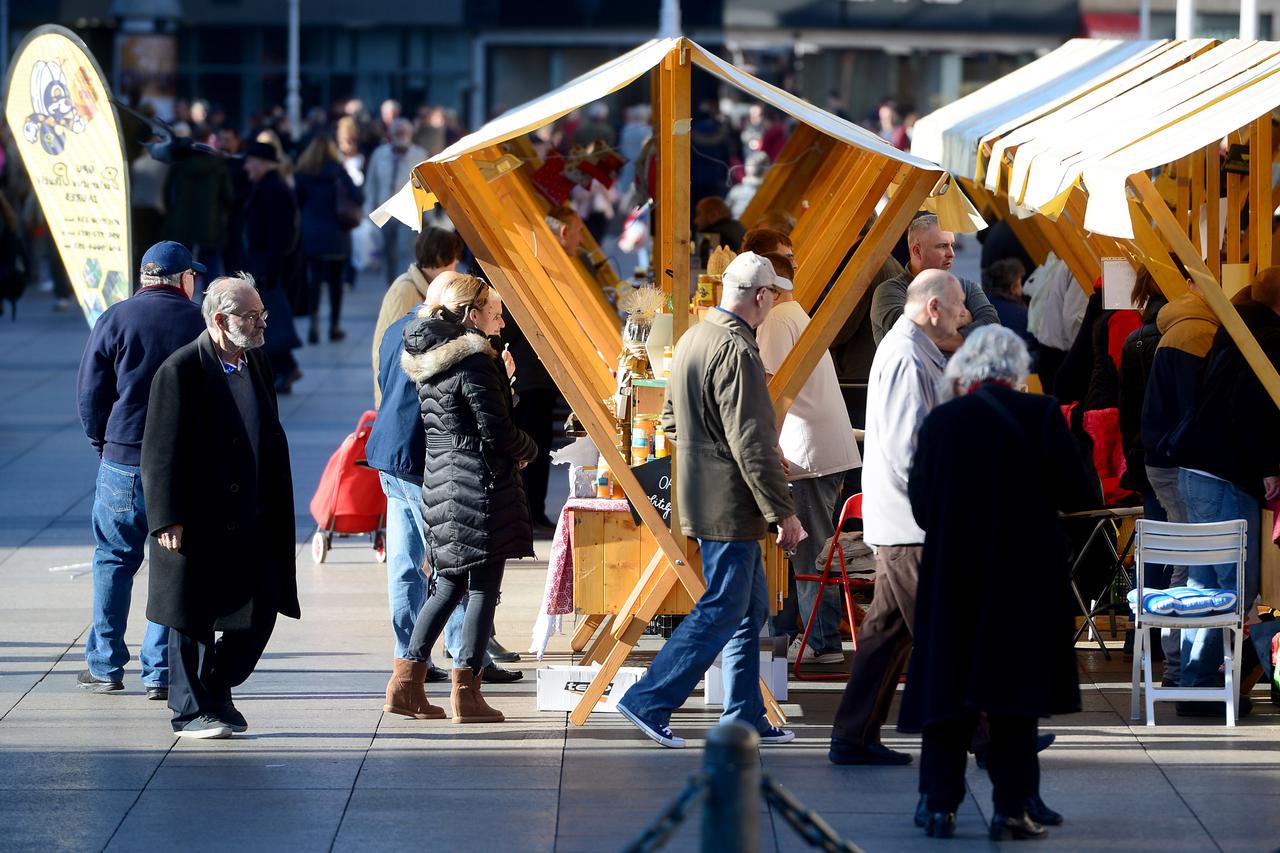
[
  {"xmin": 75, "ymin": 242, "xmax": 206, "ymax": 697},
  {"xmin": 1172, "ymin": 268, "xmax": 1280, "ymax": 708}
]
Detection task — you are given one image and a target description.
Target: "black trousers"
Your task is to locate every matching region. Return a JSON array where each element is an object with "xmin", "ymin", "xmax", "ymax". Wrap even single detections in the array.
[
  {"xmin": 831, "ymin": 545, "xmax": 919, "ymax": 746},
  {"xmin": 168, "ymin": 609, "xmax": 277, "ymax": 730},
  {"xmin": 405, "ymin": 560, "xmax": 505, "ymax": 673},
  {"xmin": 920, "ymin": 710, "xmax": 1038, "ymax": 815},
  {"xmin": 512, "ymin": 388, "xmax": 556, "ymax": 523},
  {"xmin": 306, "ymin": 255, "xmax": 347, "ymax": 332}
]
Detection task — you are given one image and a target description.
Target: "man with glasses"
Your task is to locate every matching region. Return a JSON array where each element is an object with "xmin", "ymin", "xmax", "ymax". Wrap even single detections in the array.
[
  {"xmin": 141, "ymin": 273, "xmax": 300, "ymax": 738},
  {"xmin": 616, "ymin": 252, "xmax": 805, "ymax": 749},
  {"xmin": 76, "ymin": 241, "xmax": 206, "ymax": 700}
]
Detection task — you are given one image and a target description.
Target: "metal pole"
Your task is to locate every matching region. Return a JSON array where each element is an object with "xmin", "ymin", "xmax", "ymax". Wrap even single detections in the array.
[
  {"xmin": 286, "ymin": 0, "xmax": 301, "ymax": 141},
  {"xmin": 1175, "ymin": 0, "xmax": 1195, "ymax": 39},
  {"xmin": 1139, "ymin": 0, "xmax": 1151, "ymax": 39},
  {"xmin": 702, "ymin": 722, "xmax": 760, "ymax": 853},
  {"xmin": 659, "ymin": 0, "xmax": 682, "ymax": 39},
  {"xmin": 1241, "ymin": 0, "xmax": 1258, "ymax": 39}
]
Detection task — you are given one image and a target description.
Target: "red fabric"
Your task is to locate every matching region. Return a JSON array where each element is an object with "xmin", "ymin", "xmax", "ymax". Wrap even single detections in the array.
[
  {"xmin": 1082, "ymin": 406, "xmax": 1135, "ymax": 505},
  {"xmin": 1107, "ymin": 310, "xmax": 1142, "ymax": 371},
  {"xmin": 1269, "ymin": 497, "xmax": 1280, "ymax": 545},
  {"xmin": 309, "ymin": 410, "xmax": 387, "ymax": 533}
]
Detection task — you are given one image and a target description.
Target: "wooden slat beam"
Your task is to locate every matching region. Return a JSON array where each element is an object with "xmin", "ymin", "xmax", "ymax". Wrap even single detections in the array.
[
  {"xmin": 657, "ymin": 42, "xmax": 692, "ymax": 347},
  {"xmin": 770, "ymin": 167, "xmax": 935, "ymax": 418},
  {"xmin": 1132, "ymin": 172, "xmax": 1280, "ymax": 411},
  {"xmin": 1227, "ymin": 130, "xmax": 1247, "ymax": 265},
  {"xmin": 1250, "ymin": 115, "xmax": 1273, "ymax": 276},
  {"xmin": 1127, "ymin": 200, "xmax": 1191, "ymax": 301},
  {"xmin": 1206, "ymin": 142, "xmax": 1222, "ymax": 281},
  {"xmin": 741, "ymin": 123, "xmax": 822, "ymax": 227},
  {"xmin": 791, "ymin": 146, "xmax": 863, "ymax": 250}
]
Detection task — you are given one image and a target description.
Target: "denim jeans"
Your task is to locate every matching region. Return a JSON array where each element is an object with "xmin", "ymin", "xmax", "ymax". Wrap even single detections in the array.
[
  {"xmin": 1177, "ymin": 468, "xmax": 1260, "ymax": 688},
  {"xmin": 379, "ymin": 471, "xmax": 473, "ymax": 665},
  {"xmin": 86, "ymin": 461, "xmax": 168, "ymax": 686},
  {"xmin": 771, "ymin": 473, "xmax": 845, "ymax": 652},
  {"xmin": 1146, "ymin": 464, "xmax": 1188, "ymax": 683},
  {"xmin": 618, "ymin": 539, "xmax": 770, "ymax": 732}
]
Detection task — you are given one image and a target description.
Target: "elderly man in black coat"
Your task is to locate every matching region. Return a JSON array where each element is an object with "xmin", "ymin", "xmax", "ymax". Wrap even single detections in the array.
[
  {"xmin": 142, "ymin": 273, "xmax": 300, "ymax": 739},
  {"xmin": 902, "ymin": 327, "xmax": 1095, "ymax": 841}
]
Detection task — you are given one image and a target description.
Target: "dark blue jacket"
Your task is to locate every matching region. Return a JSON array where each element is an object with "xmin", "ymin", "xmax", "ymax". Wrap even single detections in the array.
[
  {"xmin": 365, "ymin": 308, "xmax": 424, "ymax": 482},
  {"xmin": 295, "ymin": 160, "xmax": 361, "ymax": 259},
  {"xmin": 76, "ymin": 286, "xmax": 205, "ymax": 465}
]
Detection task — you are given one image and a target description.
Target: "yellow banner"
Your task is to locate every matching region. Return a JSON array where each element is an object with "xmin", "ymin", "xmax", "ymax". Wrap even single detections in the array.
[{"xmin": 4, "ymin": 26, "xmax": 130, "ymax": 326}]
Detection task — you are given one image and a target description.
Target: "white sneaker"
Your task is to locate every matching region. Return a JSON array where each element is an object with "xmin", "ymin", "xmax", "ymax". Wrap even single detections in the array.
[{"xmin": 787, "ymin": 638, "xmax": 845, "ymax": 665}]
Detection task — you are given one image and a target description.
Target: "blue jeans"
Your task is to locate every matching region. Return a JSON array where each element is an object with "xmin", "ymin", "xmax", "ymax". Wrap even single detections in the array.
[
  {"xmin": 618, "ymin": 539, "xmax": 770, "ymax": 732},
  {"xmin": 379, "ymin": 471, "xmax": 474, "ymax": 665},
  {"xmin": 86, "ymin": 461, "xmax": 168, "ymax": 686},
  {"xmin": 1178, "ymin": 469, "xmax": 1260, "ymax": 688}
]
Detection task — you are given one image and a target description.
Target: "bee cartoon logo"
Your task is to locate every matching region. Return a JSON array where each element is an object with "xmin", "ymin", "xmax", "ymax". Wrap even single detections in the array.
[{"xmin": 22, "ymin": 60, "xmax": 88, "ymax": 156}]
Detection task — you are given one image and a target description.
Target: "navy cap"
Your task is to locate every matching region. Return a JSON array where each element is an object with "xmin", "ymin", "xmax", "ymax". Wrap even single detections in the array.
[{"xmin": 140, "ymin": 241, "xmax": 206, "ymax": 275}]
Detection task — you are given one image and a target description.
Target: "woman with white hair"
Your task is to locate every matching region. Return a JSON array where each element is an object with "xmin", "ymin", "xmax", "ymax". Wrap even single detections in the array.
[{"xmin": 899, "ymin": 327, "xmax": 1096, "ymax": 841}]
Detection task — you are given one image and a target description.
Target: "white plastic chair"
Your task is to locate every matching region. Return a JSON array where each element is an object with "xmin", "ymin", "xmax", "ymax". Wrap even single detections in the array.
[{"xmin": 1130, "ymin": 519, "xmax": 1247, "ymax": 727}]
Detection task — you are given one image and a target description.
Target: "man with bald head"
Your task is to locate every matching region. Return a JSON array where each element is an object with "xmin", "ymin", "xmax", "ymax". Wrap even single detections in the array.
[
  {"xmin": 365, "ymin": 269, "xmax": 517, "ymax": 685},
  {"xmin": 143, "ymin": 273, "xmax": 299, "ymax": 738},
  {"xmin": 830, "ymin": 269, "xmax": 970, "ymax": 765},
  {"xmin": 870, "ymin": 214, "xmax": 998, "ymax": 348}
]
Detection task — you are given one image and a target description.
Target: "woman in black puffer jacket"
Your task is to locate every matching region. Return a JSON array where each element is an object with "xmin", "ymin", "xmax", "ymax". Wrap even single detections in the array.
[{"xmin": 384, "ymin": 274, "xmax": 537, "ymax": 724}]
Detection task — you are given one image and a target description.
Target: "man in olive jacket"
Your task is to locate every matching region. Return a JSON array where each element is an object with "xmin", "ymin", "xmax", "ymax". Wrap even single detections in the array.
[
  {"xmin": 617, "ymin": 252, "xmax": 805, "ymax": 749},
  {"xmin": 142, "ymin": 274, "xmax": 300, "ymax": 739}
]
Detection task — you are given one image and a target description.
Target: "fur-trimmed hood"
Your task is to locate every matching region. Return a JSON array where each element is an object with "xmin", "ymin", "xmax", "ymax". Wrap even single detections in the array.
[{"xmin": 401, "ymin": 317, "xmax": 496, "ymax": 384}]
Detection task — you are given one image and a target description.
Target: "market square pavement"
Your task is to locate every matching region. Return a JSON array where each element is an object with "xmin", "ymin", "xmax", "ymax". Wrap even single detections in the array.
[{"xmin": 2, "ymin": 261, "xmax": 1278, "ymax": 852}]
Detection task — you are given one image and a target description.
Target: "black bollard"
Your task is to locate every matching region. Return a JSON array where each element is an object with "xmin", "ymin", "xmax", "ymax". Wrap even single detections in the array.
[{"xmin": 701, "ymin": 721, "xmax": 760, "ymax": 853}]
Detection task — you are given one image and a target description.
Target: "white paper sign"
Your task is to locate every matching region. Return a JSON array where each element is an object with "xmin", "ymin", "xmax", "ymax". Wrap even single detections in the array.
[{"xmin": 1102, "ymin": 257, "xmax": 1136, "ymax": 311}]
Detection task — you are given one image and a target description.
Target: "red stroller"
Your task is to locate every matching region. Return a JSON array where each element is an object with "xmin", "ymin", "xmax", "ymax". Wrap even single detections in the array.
[{"xmin": 308, "ymin": 410, "xmax": 387, "ymax": 564}]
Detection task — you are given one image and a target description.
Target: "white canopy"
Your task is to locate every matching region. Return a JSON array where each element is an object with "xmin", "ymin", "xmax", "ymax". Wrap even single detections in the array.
[{"xmin": 912, "ymin": 38, "xmax": 1280, "ymax": 238}]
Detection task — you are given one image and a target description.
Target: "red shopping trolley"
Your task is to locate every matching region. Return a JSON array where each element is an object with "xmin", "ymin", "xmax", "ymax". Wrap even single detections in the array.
[{"xmin": 308, "ymin": 409, "xmax": 387, "ymax": 564}]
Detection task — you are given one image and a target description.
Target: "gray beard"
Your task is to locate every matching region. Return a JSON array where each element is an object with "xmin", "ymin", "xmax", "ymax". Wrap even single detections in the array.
[{"xmin": 227, "ymin": 326, "xmax": 264, "ymax": 350}]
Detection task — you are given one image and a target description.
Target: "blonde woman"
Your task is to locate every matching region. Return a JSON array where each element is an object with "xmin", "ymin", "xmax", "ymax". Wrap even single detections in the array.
[{"xmin": 384, "ymin": 275, "xmax": 536, "ymax": 723}]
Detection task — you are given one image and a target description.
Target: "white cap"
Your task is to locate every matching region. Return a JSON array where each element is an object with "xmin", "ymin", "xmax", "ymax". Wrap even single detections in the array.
[{"xmin": 722, "ymin": 251, "xmax": 778, "ymax": 291}]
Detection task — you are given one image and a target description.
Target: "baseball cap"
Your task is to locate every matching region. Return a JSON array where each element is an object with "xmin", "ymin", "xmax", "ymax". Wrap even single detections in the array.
[
  {"xmin": 140, "ymin": 241, "xmax": 206, "ymax": 275},
  {"xmin": 721, "ymin": 251, "xmax": 778, "ymax": 291}
]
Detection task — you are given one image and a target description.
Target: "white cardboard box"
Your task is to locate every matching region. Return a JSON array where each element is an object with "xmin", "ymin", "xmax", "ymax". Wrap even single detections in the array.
[
  {"xmin": 703, "ymin": 651, "xmax": 788, "ymax": 706},
  {"xmin": 536, "ymin": 665, "xmax": 644, "ymax": 713}
]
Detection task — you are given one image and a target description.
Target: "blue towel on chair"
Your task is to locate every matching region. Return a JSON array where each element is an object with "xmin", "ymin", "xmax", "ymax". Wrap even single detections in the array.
[{"xmin": 1126, "ymin": 587, "xmax": 1238, "ymax": 617}]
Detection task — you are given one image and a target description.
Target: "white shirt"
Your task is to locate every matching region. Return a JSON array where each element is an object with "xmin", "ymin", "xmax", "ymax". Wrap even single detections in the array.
[
  {"xmin": 861, "ymin": 315, "xmax": 946, "ymax": 546},
  {"xmin": 756, "ymin": 300, "xmax": 861, "ymax": 480}
]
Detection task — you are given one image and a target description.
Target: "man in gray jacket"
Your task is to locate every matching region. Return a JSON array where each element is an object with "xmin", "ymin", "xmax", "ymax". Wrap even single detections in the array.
[
  {"xmin": 830, "ymin": 269, "xmax": 968, "ymax": 765},
  {"xmin": 617, "ymin": 252, "xmax": 805, "ymax": 748},
  {"xmin": 869, "ymin": 214, "xmax": 999, "ymax": 348}
]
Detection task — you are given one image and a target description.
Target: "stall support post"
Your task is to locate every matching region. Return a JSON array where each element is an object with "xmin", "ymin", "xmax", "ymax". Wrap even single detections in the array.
[
  {"xmin": 702, "ymin": 722, "xmax": 761, "ymax": 853},
  {"xmin": 1132, "ymin": 171, "xmax": 1280, "ymax": 411},
  {"xmin": 1250, "ymin": 114, "xmax": 1272, "ymax": 275}
]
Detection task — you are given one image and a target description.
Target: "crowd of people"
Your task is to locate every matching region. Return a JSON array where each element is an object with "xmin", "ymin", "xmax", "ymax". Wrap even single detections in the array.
[{"xmin": 54, "ymin": 88, "xmax": 1280, "ymax": 843}]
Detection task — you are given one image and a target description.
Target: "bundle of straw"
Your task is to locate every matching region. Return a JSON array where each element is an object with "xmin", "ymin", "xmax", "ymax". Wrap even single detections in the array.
[{"xmin": 706, "ymin": 246, "xmax": 737, "ymax": 277}]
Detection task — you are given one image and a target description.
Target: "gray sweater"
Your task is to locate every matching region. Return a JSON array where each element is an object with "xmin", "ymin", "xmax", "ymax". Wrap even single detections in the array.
[{"xmin": 869, "ymin": 269, "xmax": 1000, "ymax": 346}]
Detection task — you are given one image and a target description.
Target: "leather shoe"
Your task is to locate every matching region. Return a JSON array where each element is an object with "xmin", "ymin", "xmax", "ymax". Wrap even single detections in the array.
[
  {"xmin": 989, "ymin": 812, "xmax": 1046, "ymax": 841},
  {"xmin": 481, "ymin": 663, "xmax": 524, "ymax": 684},
  {"xmin": 828, "ymin": 738, "xmax": 912, "ymax": 766},
  {"xmin": 424, "ymin": 664, "xmax": 450, "ymax": 683},
  {"xmin": 487, "ymin": 637, "xmax": 521, "ymax": 663},
  {"xmin": 1025, "ymin": 794, "xmax": 1063, "ymax": 826},
  {"xmin": 925, "ymin": 812, "xmax": 957, "ymax": 839}
]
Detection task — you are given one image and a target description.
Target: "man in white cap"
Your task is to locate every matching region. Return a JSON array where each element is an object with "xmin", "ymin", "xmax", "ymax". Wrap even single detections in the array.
[{"xmin": 616, "ymin": 252, "xmax": 805, "ymax": 748}]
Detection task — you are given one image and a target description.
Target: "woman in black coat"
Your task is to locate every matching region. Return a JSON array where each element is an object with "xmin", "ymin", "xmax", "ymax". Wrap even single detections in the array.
[
  {"xmin": 294, "ymin": 135, "xmax": 362, "ymax": 343},
  {"xmin": 902, "ymin": 326, "xmax": 1096, "ymax": 842},
  {"xmin": 384, "ymin": 274, "xmax": 537, "ymax": 724}
]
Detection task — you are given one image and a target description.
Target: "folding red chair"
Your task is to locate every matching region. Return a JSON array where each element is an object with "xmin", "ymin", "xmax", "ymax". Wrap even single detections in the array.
[{"xmin": 792, "ymin": 492, "xmax": 873, "ymax": 681}]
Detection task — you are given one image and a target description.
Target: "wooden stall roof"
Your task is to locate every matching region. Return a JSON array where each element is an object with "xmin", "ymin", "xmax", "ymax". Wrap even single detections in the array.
[{"xmin": 912, "ymin": 37, "xmax": 1280, "ymax": 238}]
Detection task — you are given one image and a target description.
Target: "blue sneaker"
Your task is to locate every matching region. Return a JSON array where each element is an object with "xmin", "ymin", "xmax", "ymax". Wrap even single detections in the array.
[
  {"xmin": 617, "ymin": 702, "xmax": 686, "ymax": 748},
  {"xmin": 758, "ymin": 723, "xmax": 795, "ymax": 744}
]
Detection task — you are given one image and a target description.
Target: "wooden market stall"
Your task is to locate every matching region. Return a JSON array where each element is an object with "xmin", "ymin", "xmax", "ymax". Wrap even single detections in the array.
[
  {"xmin": 911, "ymin": 37, "xmax": 1280, "ymax": 605},
  {"xmin": 374, "ymin": 37, "xmax": 961, "ymax": 725}
]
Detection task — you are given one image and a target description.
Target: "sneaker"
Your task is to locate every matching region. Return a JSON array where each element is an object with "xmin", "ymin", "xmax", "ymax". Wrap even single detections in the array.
[
  {"xmin": 786, "ymin": 638, "xmax": 844, "ymax": 665},
  {"xmin": 758, "ymin": 723, "xmax": 795, "ymax": 744},
  {"xmin": 77, "ymin": 670, "xmax": 123, "ymax": 694},
  {"xmin": 616, "ymin": 702, "xmax": 686, "ymax": 749},
  {"xmin": 174, "ymin": 715, "xmax": 233, "ymax": 739},
  {"xmin": 218, "ymin": 701, "xmax": 248, "ymax": 733},
  {"xmin": 145, "ymin": 685, "xmax": 168, "ymax": 701}
]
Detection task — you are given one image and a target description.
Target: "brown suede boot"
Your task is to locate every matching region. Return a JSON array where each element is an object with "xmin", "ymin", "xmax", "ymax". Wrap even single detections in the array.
[
  {"xmin": 384, "ymin": 659, "xmax": 446, "ymax": 719},
  {"xmin": 450, "ymin": 668, "xmax": 504, "ymax": 723}
]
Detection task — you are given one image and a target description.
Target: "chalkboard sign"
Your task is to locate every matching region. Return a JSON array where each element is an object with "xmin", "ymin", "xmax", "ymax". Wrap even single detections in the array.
[{"xmin": 626, "ymin": 456, "xmax": 672, "ymax": 527}]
